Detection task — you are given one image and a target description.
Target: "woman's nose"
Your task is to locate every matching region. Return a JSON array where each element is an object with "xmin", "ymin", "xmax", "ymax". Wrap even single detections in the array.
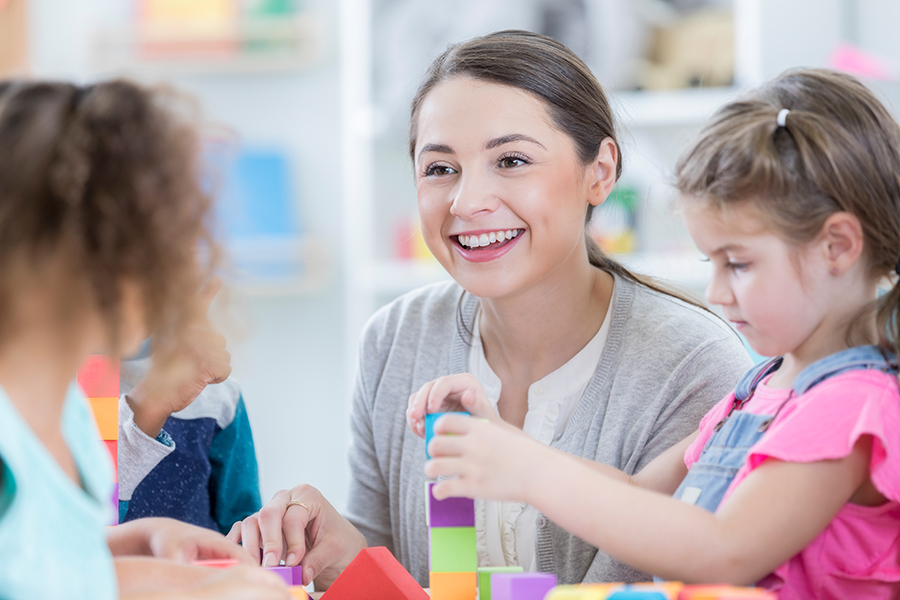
[{"xmin": 449, "ymin": 172, "xmax": 500, "ymax": 219}]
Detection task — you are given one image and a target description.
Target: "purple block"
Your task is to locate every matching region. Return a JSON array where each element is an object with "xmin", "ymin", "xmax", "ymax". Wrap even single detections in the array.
[
  {"xmin": 264, "ymin": 565, "xmax": 304, "ymax": 586},
  {"xmin": 427, "ymin": 481, "xmax": 475, "ymax": 527},
  {"xmin": 109, "ymin": 483, "xmax": 119, "ymax": 526},
  {"xmin": 491, "ymin": 572, "xmax": 557, "ymax": 600}
]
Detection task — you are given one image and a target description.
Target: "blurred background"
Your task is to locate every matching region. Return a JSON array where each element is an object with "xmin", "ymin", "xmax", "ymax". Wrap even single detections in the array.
[{"xmin": 3, "ymin": 0, "xmax": 900, "ymax": 512}]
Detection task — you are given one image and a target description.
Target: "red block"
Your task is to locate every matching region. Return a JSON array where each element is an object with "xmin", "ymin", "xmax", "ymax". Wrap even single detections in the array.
[
  {"xmin": 320, "ymin": 547, "xmax": 428, "ymax": 600},
  {"xmin": 105, "ymin": 440, "xmax": 117, "ymax": 482},
  {"xmin": 77, "ymin": 355, "xmax": 119, "ymax": 397}
]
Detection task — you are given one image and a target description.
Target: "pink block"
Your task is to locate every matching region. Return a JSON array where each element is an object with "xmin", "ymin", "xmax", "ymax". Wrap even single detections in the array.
[
  {"xmin": 427, "ymin": 482, "xmax": 475, "ymax": 527},
  {"xmin": 109, "ymin": 483, "xmax": 118, "ymax": 526},
  {"xmin": 491, "ymin": 572, "xmax": 557, "ymax": 600},
  {"xmin": 264, "ymin": 565, "xmax": 304, "ymax": 586},
  {"xmin": 193, "ymin": 558, "xmax": 241, "ymax": 569},
  {"xmin": 77, "ymin": 355, "xmax": 120, "ymax": 397}
]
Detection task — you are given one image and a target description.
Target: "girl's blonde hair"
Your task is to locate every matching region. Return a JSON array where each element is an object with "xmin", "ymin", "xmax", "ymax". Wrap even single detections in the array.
[
  {"xmin": 676, "ymin": 68, "xmax": 900, "ymax": 359},
  {"xmin": 0, "ymin": 80, "xmax": 218, "ymax": 363}
]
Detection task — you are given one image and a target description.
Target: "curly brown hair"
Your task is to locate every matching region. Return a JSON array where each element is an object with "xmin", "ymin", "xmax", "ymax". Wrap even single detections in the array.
[{"xmin": 0, "ymin": 79, "xmax": 219, "ymax": 362}]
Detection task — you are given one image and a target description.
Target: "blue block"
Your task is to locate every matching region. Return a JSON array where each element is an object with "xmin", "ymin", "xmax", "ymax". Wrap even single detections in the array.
[
  {"xmin": 607, "ymin": 592, "xmax": 668, "ymax": 599},
  {"xmin": 425, "ymin": 412, "xmax": 469, "ymax": 459}
]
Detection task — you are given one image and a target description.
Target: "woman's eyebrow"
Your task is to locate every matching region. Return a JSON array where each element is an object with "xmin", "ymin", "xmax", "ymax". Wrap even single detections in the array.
[
  {"xmin": 486, "ymin": 133, "xmax": 546, "ymax": 150},
  {"xmin": 417, "ymin": 143, "xmax": 454, "ymax": 161}
]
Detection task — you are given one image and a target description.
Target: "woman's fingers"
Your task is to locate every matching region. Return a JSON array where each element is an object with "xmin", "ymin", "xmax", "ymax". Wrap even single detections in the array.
[
  {"xmin": 257, "ymin": 490, "xmax": 292, "ymax": 567},
  {"xmin": 239, "ymin": 514, "xmax": 262, "ymax": 565}
]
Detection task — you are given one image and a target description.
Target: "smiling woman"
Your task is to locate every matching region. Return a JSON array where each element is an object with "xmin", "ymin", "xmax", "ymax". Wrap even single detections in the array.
[{"xmin": 230, "ymin": 30, "xmax": 752, "ymax": 589}]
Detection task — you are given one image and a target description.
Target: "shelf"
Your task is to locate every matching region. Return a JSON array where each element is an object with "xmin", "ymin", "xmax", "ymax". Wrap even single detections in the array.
[
  {"xmin": 89, "ymin": 14, "xmax": 321, "ymax": 76},
  {"xmin": 610, "ymin": 87, "xmax": 741, "ymax": 128},
  {"xmin": 224, "ymin": 235, "xmax": 332, "ymax": 296}
]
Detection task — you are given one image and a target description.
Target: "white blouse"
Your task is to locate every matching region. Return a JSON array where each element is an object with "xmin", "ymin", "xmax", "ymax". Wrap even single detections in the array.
[{"xmin": 467, "ymin": 292, "xmax": 613, "ymax": 571}]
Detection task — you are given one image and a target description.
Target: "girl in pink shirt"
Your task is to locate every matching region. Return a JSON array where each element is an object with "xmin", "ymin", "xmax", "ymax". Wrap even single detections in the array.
[{"xmin": 409, "ymin": 67, "xmax": 900, "ymax": 599}]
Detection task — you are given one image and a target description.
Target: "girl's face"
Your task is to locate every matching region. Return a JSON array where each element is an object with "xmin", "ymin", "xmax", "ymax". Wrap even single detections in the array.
[
  {"xmin": 413, "ymin": 76, "xmax": 610, "ymax": 299},
  {"xmin": 683, "ymin": 202, "xmax": 832, "ymax": 358}
]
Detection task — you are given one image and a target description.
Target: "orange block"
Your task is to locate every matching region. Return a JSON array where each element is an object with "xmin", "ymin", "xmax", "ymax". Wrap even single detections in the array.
[
  {"xmin": 77, "ymin": 355, "xmax": 119, "ymax": 397},
  {"xmin": 679, "ymin": 586, "xmax": 775, "ymax": 600},
  {"xmin": 289, "ymin": 586, "xmax": 309, "ymax": 599},
  {"xmin": 89, "ymin": 397, "xmax": 118, "ymax": 440},
  {"xmin": 104, "ymin": 440, "xmax": 117, "ymax": 481},
  {"xmin": 430, "ymin": 572, "xmax": 476, "ymax": 600}
]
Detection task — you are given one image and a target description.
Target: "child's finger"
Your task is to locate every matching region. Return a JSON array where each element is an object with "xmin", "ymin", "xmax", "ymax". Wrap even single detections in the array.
[
  {"xmin": 423, "ymin": 456, "xmax": 465, "ymax": 481},
  {"xmin": 427, "ymin": 430, "xmax": 468, "ymax": 458},
  {"xmin": 407, "ymin": 380, "xmax": 437, "ymax": 437},
  {"xmin": 433, "ymin": 413, "xmax": 475, "ymax": 435}
]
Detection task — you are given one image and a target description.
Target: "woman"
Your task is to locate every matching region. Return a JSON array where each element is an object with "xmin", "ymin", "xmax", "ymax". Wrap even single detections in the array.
[{"xmin": 228, "ymin": 30, "xmax": 751, "ymax": 588}]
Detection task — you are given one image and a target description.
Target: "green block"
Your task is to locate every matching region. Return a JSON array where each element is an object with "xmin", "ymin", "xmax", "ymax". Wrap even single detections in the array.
[
  {"xmin": 477, "ymin": 566, "xmax": 524, "ymax": 600},
  {"xmin": 429, "ymin": 527, "xmax": 477, "ymax": 572}
]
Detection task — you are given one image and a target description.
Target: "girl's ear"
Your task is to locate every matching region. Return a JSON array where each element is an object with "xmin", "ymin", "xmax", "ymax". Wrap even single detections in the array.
[
  {"xmin": 820, "ymin": 212, "xmax": 864, "ymax": 275},
  {"xmin": 587, "ymin": 137, "xmax": 618, "ymax": 207}
]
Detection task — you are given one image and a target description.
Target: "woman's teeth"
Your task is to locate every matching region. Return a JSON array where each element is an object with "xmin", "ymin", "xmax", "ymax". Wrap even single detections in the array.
[{"xmin": 457, "ymin": 229, "xmax": 520, "ymax": 249}]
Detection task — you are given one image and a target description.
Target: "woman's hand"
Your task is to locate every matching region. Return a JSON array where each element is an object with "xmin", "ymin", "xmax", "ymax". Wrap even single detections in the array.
[
  {"xmin": 406, "ymin": 373, "xmax": 500, "ymax": 438},
  {"xmin": 109, "ymin": 518, "xmax": 255, "ymax": 564},
  {"xmin": 424, "ymin": 413, "xmax": 546, "ymax": 504},
  {"xmin": 226, "ymin": 484, "xmax": 367, "ymax": 589}
]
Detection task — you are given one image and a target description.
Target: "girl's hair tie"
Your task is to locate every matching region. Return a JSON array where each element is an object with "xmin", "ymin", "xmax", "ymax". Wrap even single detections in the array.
[{"xmin": 776, "ymin": 108, "xmax": 790, "ymax": 128}]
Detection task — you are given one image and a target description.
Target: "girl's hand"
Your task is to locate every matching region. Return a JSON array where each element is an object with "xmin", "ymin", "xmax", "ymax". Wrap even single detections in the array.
[
  {"xmin": 406, "ymin": 373, "xmax": 500, "ymax": 438},
  {"xmin": 147, "ymin": 518, "xmax": 255, "ymax": 564},
  {"xmin": 424, "ymin": 413, "xmax": 545, "ymax": 503}
]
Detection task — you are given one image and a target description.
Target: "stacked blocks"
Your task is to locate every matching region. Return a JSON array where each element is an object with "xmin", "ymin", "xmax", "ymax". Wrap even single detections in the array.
[
  {"xmin": 477, "ymin": 566, "xmax": 523, "ymax": 600},
  {"xmin": 320, "ymin": 546, "xmax": 428, "ymax": 600},
  {"xmin": 427, "ymin": 482, "xmax": 477, "ymax": 600},
  {"xmin": 491, "ymin": 572, "xmax": 558, "ymax": 600},
  {"xmin": 77, "ymin": 354, "xmax": 119, "ymax": 525}
]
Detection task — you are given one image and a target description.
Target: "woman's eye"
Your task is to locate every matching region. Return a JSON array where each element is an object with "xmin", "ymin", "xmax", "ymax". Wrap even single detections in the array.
[
  {"xmin": 424, "ymin": 164, "xmax": 456, "ymax": 177},
  {"xmin": 497, "ymin": 153, "xmax": 529, "ymax": 169}
]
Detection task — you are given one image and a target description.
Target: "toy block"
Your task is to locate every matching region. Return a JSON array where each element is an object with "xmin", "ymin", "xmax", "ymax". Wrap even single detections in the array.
[
  {"xmin": 430, "ymin": 571, "xmax": 476, "ymax": 600},
  {"xmin": 678, "ymin": 587, "xmax": 775, "ymax": 600},
  {"xmin": 77, "ymin": 355, "xmax": 120, "ymax": 397},
  {"xmin": 109, "ymin": 483, "xmax": 119, "ymax": 525},
  {"xmin": 192, "ymin": 558, "xmax": 241, "ymax": 569},
  {"xmin": 477, "ymin": 566, "xmax": 523, "ymax": 600},
  {"xmin": 264, "ymin": 565, "xmax": 304, "ymax": 586},
  {"xmin": 104, "ymin": 440, "xmax": 117, "ymax": 482},
  {"xmin": 630, "ymin": 582, "xmax": 683, "ymax": 598},
  {"xmin": 426, "ymin": 482, "xmax": 475, "ymax": 528},
  {"xmin": 608, "ymin": 590, "xmax": 667, "ymax": 599},
  {"xmin": 425, "ymin": 411, "xmax": 469, "ymax": 459},
  {"xmin": 491, "ymin": 572, "xmax": 558, "ymax": 600},
  {"xmin": 88, "ymin": 397, "xmax": 118, "ymax": 440},
  {"xmin": 319, "ymin": 546, "xmax": 428, "ymax": 600},
  {"xmin": 545, "ymin": 584, "xmax": 621, "ymax": 600},
  {"xmin": 289, "ymin": 586, "xmax": 309, "ymax": 599},
  {"xmin": 428, "ymin": 526, "xmax": 477, "ymax": 573}
]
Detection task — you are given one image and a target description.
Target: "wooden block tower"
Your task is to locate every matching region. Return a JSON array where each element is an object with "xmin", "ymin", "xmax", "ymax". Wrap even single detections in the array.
[
  {"xmin": 425, "ymin": 412, "xmax": 477, "ymax": 600},
  {"xmin": 77, "ymin": 355, "xmax": 119, "ymax": 525}
]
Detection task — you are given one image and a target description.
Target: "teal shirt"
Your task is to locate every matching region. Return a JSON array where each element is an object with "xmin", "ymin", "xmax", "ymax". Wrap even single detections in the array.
[{"xmin": 0, "ymin": 383, "xmax": 117, "ymax": 600}]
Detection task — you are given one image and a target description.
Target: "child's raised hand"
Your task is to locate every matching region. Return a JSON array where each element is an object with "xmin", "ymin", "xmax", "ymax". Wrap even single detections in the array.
[
  {"xmin": 424, "ymin": 413, "xmax": 543, "ymax": 503},
  {"xmin": 126, "ymin": 277, "xmax": 232, "ymax": 438},
  {"xmin": 406, "ymin": 373, "xmax": 498, "ymax": 438}
]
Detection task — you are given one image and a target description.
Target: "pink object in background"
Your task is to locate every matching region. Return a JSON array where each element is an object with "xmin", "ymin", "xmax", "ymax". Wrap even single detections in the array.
[{"xmin": 829, "ymin": 43, "xmax": 894, "ymax": 81}]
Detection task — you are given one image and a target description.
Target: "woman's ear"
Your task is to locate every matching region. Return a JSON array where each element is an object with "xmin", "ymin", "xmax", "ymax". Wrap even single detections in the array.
[
  {"xmin": 587, "ymin": 137, "xmax": 618, "ymax": 207},
  {"xmin": 819, "ymin": 211, "xmax": 864, "ymax": 275}
]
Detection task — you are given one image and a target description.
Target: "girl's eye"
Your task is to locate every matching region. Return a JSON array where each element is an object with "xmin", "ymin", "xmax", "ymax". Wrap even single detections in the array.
[
  {"xmin": 424, "ymin": 164, "xmax": 456, "ymax": 177},
  {"xmin": 498, "ymin": 153, "xmax": 530, "ymax": 169},
  {"xmin": 726, "ymin": 261, "xmax": 750, "ymax": 272}
]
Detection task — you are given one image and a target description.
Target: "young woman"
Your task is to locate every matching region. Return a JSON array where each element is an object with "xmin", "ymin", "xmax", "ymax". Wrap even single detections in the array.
[{"xmin": 229, "ymin": 30, "xmax": 751, "ymax": 589}]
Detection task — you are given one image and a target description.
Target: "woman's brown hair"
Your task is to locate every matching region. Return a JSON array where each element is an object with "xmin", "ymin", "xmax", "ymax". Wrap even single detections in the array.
[
  {"xmin": 408, "ymin": 29, "xmax": 708, "ymax": 335},
  {"xmin": 676, "ymin": 68, "xmax": 900, "ymax": 360},
  {"xmin": 0, "ymin": 79, "xmax": 218, "ymax": 363}
]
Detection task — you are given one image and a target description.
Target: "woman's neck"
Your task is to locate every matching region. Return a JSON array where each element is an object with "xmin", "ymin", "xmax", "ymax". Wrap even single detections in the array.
[{"xmin": 478, "ymin": 256, "xmax": 614, "ymax": 386}]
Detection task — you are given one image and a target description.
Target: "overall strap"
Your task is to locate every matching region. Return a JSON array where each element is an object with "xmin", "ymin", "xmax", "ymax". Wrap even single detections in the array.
[
  {"xmin": 734, "ymin": 357, "xmax": 783, "ymax": 402},
  {"xmin": 793, "ymin": 345, "xmax": 898, "ymax": 396}
]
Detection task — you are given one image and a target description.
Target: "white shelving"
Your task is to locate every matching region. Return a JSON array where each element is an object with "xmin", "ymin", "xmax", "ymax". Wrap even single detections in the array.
[{"xmin": 611, "ymin": 87, "xmax": 741, "ymax": 128}]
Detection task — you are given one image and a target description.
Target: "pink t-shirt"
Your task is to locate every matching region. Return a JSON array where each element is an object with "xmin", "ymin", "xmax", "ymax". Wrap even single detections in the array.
[{"xmin": 685, "ymin": 369, "xmax": 900, "ymax": 599}]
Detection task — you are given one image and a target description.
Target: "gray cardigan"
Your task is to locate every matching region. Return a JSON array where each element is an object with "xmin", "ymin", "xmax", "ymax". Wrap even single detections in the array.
[{"xmin": 344, "ymin": 275, "xmax": 752, "ymax": 585}]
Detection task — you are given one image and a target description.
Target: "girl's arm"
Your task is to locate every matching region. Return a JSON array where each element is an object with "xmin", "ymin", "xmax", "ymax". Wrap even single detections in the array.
[{"xmin": 428, "ymin": 416, "xmax": 872, "ymax": 584}]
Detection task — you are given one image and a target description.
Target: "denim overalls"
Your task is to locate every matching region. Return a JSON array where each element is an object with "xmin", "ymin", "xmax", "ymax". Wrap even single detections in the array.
[{"xmin": 673, "ymin": 345, "xmax": 897, "ymax": 513}]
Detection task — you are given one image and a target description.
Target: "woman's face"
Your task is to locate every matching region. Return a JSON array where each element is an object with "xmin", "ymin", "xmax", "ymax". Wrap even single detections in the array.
[{"xmin": 414, "ymin": 76, "xmax": 612, "ymax": 299}]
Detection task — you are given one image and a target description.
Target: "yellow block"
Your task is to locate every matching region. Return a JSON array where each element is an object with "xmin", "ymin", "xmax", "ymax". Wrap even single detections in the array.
[
  {"xmin": 545, "ymin": 584, "xmax": 621, "ymax": 599},
  {"xmin": 430, "ymin": 571, "xmax": 476, "ymax": 600},
  {"xmin": 288, "ymin": 586, "xmax": 309, "ymax": 599},
  {"xmin": 89, "ymin": 397, "xmax": 118, "ymax": 441}
]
